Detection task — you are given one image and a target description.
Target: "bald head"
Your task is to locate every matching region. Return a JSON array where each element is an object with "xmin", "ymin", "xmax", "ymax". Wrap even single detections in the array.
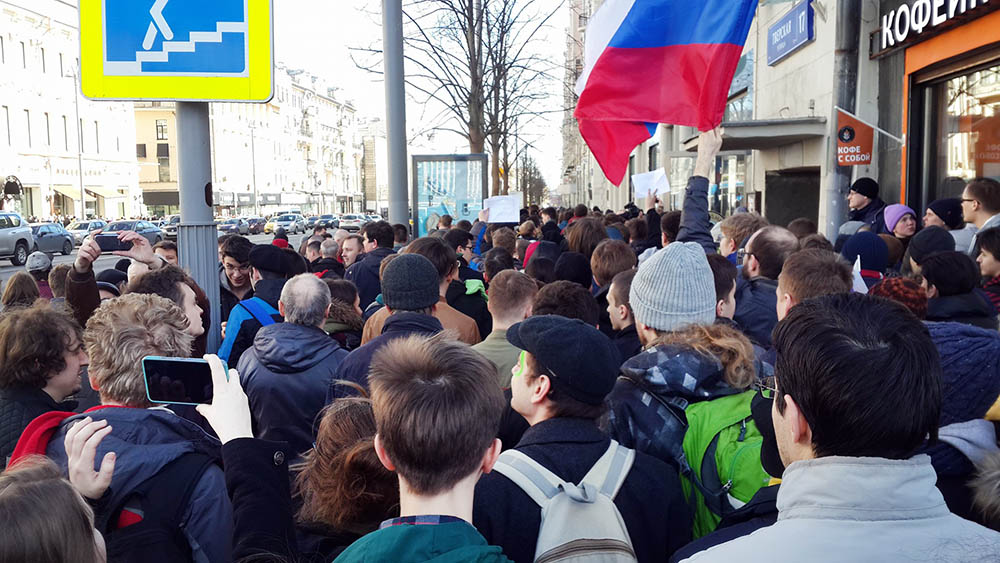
[
  {"xmin": 745, "ymin": 226, "xmax": 800, "ymax": 280},
  {"xmin": 279, "ymin": 273, "xmax": 331, "ymax": 327},
  {"xmin": 333, "ymin": 229, "xmax": 349, "ymax": 243}
]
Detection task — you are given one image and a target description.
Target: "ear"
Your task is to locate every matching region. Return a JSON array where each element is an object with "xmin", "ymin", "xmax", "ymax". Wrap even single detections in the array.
[
  {"xmin": 926, "ymin": 284, "xmax": 939, "ymax": 299},
  {"xmin": 324, "ymin": 303, "xmax": 332, "ymax": 320},
  {"xmin": 530, "ymin": 374, "xmax": 552, "ymax": 406},
  {"xmin": 715, "ymin": 299, "xmax": 726, "ymax": 317},
  {"xmin": 782, "ymin": 395, "xmax": 812, "ymax": 448},
  {"xmin": 278, "ymin": 300, "xmax": 287, "ymax": 317},
  {"xmin": 661, "ymin": 233, "xmax": 669, "ymax": 247},
  {"xmin": 374, "ymin": 434, "xmax": 396, "ymax": 472},
  {"xmin": 480, "ymin": 438, "xmax": 503, "ymax": 474}
]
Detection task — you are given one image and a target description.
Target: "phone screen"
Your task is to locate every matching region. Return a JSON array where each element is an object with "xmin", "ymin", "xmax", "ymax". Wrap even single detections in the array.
[{"xmin": 142, "ymin": 357, "xmax": 217, "ymax": 405}]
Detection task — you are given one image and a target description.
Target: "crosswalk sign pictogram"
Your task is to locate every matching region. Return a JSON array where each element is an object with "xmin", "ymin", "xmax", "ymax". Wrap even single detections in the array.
[{"xmin": 80, "ymin": 0, "xmax": 273, "ymax": 101}]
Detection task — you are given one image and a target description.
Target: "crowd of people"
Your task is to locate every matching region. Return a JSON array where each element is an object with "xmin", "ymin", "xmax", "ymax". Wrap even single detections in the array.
[{"xmin": 1, "ymin": 128, "xmax": 1000, "ymax": 562}]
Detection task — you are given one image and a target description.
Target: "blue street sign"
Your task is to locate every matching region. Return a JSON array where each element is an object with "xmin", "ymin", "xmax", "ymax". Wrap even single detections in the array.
[{"xmin": 767, "ymin": 0, "xmax": 815, "ymax": 66}]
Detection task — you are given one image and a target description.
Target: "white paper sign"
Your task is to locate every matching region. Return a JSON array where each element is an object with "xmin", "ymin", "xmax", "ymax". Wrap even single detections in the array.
[
  {"xmin": 483, "ymin": 195, "xmax": 520, "ymax": 224},
  {"xmin": 632, "ymin": 169, "xmax": 671, "ymax": 199}
]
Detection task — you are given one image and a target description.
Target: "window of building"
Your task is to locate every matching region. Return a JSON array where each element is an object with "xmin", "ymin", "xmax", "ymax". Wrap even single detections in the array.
[
  {"xmin": 94, "ymin": 121, "xmax": 99, "ymax": 153},
  {"xmin": 648, "ymin": 144, "xmax": 659, "ymax": 171},
  {"xmin": 136, "ymin": 144, "xmax": 147, "ymax": 158},
  {"xmin": 40, "ymin": 47, "xmax": 45, "ymax": 73},
  {"xmin": 44, "ymin": 113, "xmax": 50, "ymax": 146},
  {"xmin": 20, "ymin": 41, "xmax": 26, "ymax": 69},
  {"xmin": 59, "ymin": 53, "xmax": 63, "ymax": 77},
  {"xmin": 23, "ymin": 110, "xmax": 30, "ymax": 147},
  {"xmin": 1, "ymin": 106, "xmax": 8, "ymax": 146},
  {"xmin": 62, "ymin": 115, "xmax": 68, "ymax": 150},
  {"xmin": 158, "ymin": 157, "xmax": 171, "ymax": 182},
  {"xmin": 156, "ymin": 119, "xmax": 168, "ymax": 140}
]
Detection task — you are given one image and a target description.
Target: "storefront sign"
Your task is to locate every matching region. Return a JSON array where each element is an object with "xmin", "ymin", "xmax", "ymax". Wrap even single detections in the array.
[
  {"xmin": 836, "ymin": 109, "xmax": 874, "ymax": 166},
  {"xmin": 767, "ymin": 1, "xmax": 814, "ymax": 65},
  {"xmin": 237, "ymin": 193, "xmax": 253, "ymax": 205},
  {"xmin": 881, "ymin": 0, "xmax": 992, "ymax": 51}
]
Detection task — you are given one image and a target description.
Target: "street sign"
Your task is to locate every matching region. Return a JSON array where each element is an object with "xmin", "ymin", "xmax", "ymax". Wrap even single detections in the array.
[
  {"xmin": 80, "ymin": 0, "xmax": 273, "ymax": 101},
  {"xmin": 767, "ymin": 0, "xmax": 814, "ymax": 66}
]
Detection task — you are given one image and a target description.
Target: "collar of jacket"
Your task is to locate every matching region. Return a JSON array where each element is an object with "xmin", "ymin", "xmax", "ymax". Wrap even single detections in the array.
[
  {"xmin": 252, "ymin": 278, "xmax": 286, "ymax": 308},
  {"xmin": 776, "ymin": 455, "xmax": 949, "ymax": 522},
  {"xmin": 515, "ymin": 417, "xmax": 607, "ymax": 449},
  {"xmin": 382, "ymin": 311, "xmax": 444, "ymax": 335},
  {"xmin": 1, "ymin": 386, "xmax": 77, "ymax": 412}
]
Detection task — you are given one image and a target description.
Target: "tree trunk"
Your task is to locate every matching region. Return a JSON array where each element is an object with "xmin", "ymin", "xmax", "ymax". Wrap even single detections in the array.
[{"xmin": 490, "ymin": 132, "xmax": 502, "ymax": 196}]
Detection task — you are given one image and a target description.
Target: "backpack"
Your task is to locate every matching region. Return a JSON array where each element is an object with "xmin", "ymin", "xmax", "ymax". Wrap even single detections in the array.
[
  {"xmin": 95, "ymin": 453, "xmax": 217, "ymax": 563},
  {"xmin": 492, "ymin": 441, "xmax": 639, "ymax": 563},
  {"xmin": 239, "ymin": 298, "xmax": 278, "ymax": 327},
  {"xmin": 619, "ymin": 377, "xmax": 770, "ymax": 539}
]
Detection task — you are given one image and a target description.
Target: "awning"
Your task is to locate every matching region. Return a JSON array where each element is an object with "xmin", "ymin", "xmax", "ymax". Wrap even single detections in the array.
[
  {"xmin": 143, "ymin": 190, "xmax": 179, "ymax": 206},
  {"xmin": 86, "ymin": 185, "xmax": 126, "ymax": 200},
  {"xmin": 681, "ymin": 117, "xmax": 828, "ymax": 152},
  {"xmin": 52, "ymin": 185, "xmax": 96, "ymax": 202}
]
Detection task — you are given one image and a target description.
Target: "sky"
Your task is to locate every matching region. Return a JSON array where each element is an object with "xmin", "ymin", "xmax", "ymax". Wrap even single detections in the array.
[{"xmin": 272, "ymin": 0, "xmax": 567, "ymax": 190}]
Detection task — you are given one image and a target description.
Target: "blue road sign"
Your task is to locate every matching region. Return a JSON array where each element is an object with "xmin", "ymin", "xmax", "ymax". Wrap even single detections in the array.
[{"xmin": 767, "ymin": 0, "xmax": 815, "ymax": 66}]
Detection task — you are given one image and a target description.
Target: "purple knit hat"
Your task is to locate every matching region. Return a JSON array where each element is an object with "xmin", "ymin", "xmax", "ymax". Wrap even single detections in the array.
[{"xmin": 883, "ymin": 204, "xmax": 915, "ymax": 233}]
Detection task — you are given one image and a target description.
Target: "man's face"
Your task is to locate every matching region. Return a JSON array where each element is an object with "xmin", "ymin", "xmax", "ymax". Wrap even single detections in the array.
[
  {"xmin": 772, "ymin": 387, "xmax": 795, "ymax": 467},
  {"xmin": 741, "ymin": 232, "xmax": 759, "ymax": 279},
  {"xmin": 155, "ymin": 248, "xmax": 178, "ymax": 265},
  {"xmin": 923, "ymin": 208, "xmax": 946, "ymax": 229},
  {"xmin": 342, "ymin": 239, "xmax": 363, "ymax": 267},
  {"xmin": 961, "ymin": 188, "xmax": 978, "ymax": 223},
  {"xmin": 353, "ymin": 294, "xmax": 363, "ymax": 317},
  {"xmin": 178, "ymin": 283, "xmax": 205, "ymax": 337},
  {"xmin": 978, "ymin": 249, "xmax": 1000, "ymax": 279},
  {"xmin": 222, "ymin": 256, "xmax": 251, "ymax": 288},
  {"xmin": 720, "ymin": 283, "xmax": 737, "ymax": 320},
  {"xmin": 458, "ymin": 241, "xmax": 474, "ymax": 262},
  {"xmin": 47, "ymin": 334, "xmax": 88, "ymax": 401},
  {"xmin": 363, "ymin": 234, "xmax": 377, "ymax": 253},
  {"xmin": 606, "ymin": 283, "xmax": 628, "ymax": 330},
  {"xmin": 719, "ymin": 233, "xmax": 737, "ymax": 257},
  {"xmin": 509, "ymin": 351, "xmax": 535, "ymax": 417},
  {"xmin": 846, "ymin": 190, "xmax": 869, "ymax": 211}
]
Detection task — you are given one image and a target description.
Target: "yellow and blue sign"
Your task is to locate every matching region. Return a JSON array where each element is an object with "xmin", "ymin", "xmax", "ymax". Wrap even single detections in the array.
[{"xmin": 80, "ymin": 0, "xmax": 273, "ymax": 101}]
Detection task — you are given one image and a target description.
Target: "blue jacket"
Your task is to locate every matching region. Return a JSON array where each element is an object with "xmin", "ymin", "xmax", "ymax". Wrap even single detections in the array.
[
  {"xmin": 732, "ymin": 276, "xmax": 779, "ymax": 348},
  {"xmin": 346, "ymin": 246, "xmax": 395, "ymax": 309},
  {"xmin": 237, "ymin": 323, "xmax": 349, "ymax": 462},
  {"xmin": 45, "ymin": 407, "xmax": 233, "ymax": 563},
  {"xmin": 217, "ymin": 278, "xmax": 286, "ymax": 365},
  {"xmin": 326, "ymin": 312, "xmax": 443, "ymax": 403},
  {"xmin": 675, "ymin": 176, "xmax": 716, "ymax": 255}
]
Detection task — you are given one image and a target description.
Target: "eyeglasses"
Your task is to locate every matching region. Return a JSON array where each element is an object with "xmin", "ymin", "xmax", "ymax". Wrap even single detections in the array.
[
  {"xmin": 961, "ymin": 198, "xmax": 977, "ymax": 203},
  {"xmin": 737, "ymin": 248, "xmax": 754, "ymax": 262},
  {"xmin": 224, "ymin": 262, "xmax": 251, "ymax": 273}
]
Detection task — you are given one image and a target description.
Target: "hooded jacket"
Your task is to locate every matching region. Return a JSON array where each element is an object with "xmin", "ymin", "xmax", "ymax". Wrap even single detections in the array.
[
  {"xmin": 238, "ymin": 323, "xmax": 349, "ymax": 462},
  {"xmin": 926, "ymin": 292, "xmax": 999, "ymax": 330},
  {"xmin": 681, "ymin": 456, "xmax": 1000, "ymax": 563},
  {"xmin": 327, "ymin": 312, "xmax": 443, "ymax": 404},
  {"xmin": 42, "ymin": 407, "xmax": 233, "ymax": 563},
  {"xmin": 311, "ymin": 257, "xmax": 346, "ymax": 279},
  {"xmin": 325, "ymin": 299, "xmax": 364, "ymax": 351},
  {"xmin": 0, "ymin": 387, "xmax": 76, "ymax": 467},
  {"xmin": 346, "ymin": 246, "xmax": 395, "ymax": 309}
]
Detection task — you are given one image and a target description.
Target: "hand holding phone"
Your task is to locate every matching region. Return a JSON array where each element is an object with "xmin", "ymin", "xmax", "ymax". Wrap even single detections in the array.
[
  {"xmin": 143, "ymin": 356, "xmax": 219, "ymax": 406},
  {"xmin": 195, "ymin": 355, "xmax": 253, "ymax": 445}
]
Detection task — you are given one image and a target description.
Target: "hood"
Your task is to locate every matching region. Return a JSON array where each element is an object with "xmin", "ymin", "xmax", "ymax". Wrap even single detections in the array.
[
  {"xmin": 620, "ymin": 344, "xmax": 740, "ymax": 402},
  {"xmin": 526, "ymin": 240, "xmax": 560, "ymax": 266},
  {"xmin": 327, "ymin": 299, "xmax": 364, "ymax": 331},
  {"xmin": 971, "ymin": 452, "xmax": 1000, "ymax": 528},
  {"xmin": 252, "ymin": 278, "xmax": 287, "ymax": 308},
  {"xmin": 937, "ymin": 419, "xmax": 1000, "ymax": 466},
  {"xmin": 382, "ymin": 311, "xmax": 444, "ymax": 337},
  {"xmin": 253, "ymin": 323, "xmax": 342, "ymax": 373}
]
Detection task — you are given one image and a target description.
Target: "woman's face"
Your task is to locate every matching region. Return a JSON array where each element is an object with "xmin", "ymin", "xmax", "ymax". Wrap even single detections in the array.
[{"xmin": 894, "ymin": 214, "xmax": 917, "ymax": 238}]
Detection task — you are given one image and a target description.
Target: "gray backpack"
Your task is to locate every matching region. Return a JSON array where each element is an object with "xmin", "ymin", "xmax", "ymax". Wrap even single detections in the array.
[{"xmin": 492, "ymin": 441, "xmax": 638, "ymax": 563}]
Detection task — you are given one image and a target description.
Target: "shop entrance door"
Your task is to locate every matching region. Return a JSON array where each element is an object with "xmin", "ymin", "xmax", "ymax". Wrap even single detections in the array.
[{"xmin": 763, "ymin": 170, "xmax": 820, "ymax": 227}]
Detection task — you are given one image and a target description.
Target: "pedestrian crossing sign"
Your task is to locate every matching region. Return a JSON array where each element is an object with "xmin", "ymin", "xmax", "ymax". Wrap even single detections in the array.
[{"xmin": 79, "ymin": 0, "xmax": 273, "ymax": 102}]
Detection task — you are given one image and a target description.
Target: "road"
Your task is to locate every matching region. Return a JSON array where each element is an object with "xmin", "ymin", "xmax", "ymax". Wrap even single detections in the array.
[{"xmin": 0, "ymin": 232, "xmax": 310, "ymax": 288}]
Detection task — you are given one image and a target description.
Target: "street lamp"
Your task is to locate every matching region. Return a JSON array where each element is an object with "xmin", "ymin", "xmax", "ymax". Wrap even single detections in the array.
[{"xmin": 65, "ymin": 66, "xmax": 85, "ymax": 219}]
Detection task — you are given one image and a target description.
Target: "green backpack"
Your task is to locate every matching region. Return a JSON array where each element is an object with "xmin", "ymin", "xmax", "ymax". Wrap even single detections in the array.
[{"xmin": 679, "ymin": 390, "xmax": 771, "ymax": 538}]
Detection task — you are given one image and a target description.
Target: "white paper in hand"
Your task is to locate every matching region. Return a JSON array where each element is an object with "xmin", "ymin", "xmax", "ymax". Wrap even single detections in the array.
[
  {"xmin": 632, "ymin": 169, "xmax": 670, "ymax": 199},
  {"xmin": 483, "ymin": 195, "xmax": 520, "ymax": 224},
  {"xmin": 851, "ymin": 255, "xmax": 869, "ymax": 294}
]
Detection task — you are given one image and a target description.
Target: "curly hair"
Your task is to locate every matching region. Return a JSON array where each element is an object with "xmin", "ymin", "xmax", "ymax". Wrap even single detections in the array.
[
  {"xmin": 0, "ymin": 304, "xmax": 82, "ymax": 389},
  {"xmin": 84, "ymin": 293, "xmax": 193, "ymax": 407},
  {"xmin": 294, "ymin": 396, "xmax": 399, "ymax": 534},
  {"xmin": 648, "ymin": 323, "xmax": 757, "ymax": 390}
]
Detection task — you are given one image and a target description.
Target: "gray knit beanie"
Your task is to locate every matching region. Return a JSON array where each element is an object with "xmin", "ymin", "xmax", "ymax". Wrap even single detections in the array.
[
  {"xmin": 629, "ymin": 242, "xmax": 716, "ymax": 332},
  {"xmin": 381, "ymin": 254, "xmax": 440, "ymax": 311}
]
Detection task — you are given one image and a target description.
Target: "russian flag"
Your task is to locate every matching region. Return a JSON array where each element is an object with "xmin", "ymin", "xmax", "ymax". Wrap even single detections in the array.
[{"xmin": 575, "ymin": 0, "xmax": 757, "ymax": 184}]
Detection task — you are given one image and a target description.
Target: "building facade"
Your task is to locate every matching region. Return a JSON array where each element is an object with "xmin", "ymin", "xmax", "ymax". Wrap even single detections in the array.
[
  {"xmin": 0, "ymin": 0, "xmax": 139, "ymax": 221},
  {"xmin": 360, "ymin": 117, "xmax": 389, "ymax": 216}
]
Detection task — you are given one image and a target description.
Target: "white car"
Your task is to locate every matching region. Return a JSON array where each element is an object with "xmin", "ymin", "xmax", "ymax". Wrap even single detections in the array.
[
  {"xmin": 66, "ymin": 220, "xmax": 108, "ymax": 245},
  {"xmin": 339, "ymin": 214, "xmax": 367, "ymax": 232}
]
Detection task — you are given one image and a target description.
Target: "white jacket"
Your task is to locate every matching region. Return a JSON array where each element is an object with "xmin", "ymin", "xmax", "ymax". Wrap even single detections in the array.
[{"xmin": 683, "ymin": 455, "xmax": 1000, "ymax": 562}]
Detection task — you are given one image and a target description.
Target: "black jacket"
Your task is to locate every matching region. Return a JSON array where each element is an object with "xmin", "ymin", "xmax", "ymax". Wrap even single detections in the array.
[
  {"xmin": 595, "ymin": 284, "xmax": 615, "ymax": 337},
  {"xmin": 346, "ymin": 247, "xmax": 395, "ymax": 309},
  {"xmin": 669, "ymin": 485, "xmax": 779, "ymax": 562},
  {"xmin": 446, "ymin": 279, "xmax": 491, "ymax": 339},
  {"xmin": 326, "ymin": 312, "xmax": 443, "ymax": 403},
  {"xmin": 926, "ymin": 292, "xmax": 999, "ymax": 330},
  {"xmin": 733, "ymin": 276, "xmax": 780, "ymax": 348},
  {"xmin": 311, "ymin": 257, "xmax": 345, "ymax": 279},
  {"xmin": 473, "ymin": 418, "xmax": 691, "ymax": 562},
  {"xmin": 1, "ymin": 387, "xmax": 76, "ymax": 467},
  {"xmin": 849, "ymin": 198, "xmax": 887, "ymax": 234},
  {"xmin": 237, "ymin": 323, "xmax": 349, "ymax": 462},
  {"xmin": 458, "ymin": 256, "xmax": 485, "ymax": 284},
  {"xmin": 540, "ymin": 220, "xmax": 563, "ymax": 245},
  {"xmin": 612, "ymin": 324, "xmax": 642, "ymax": 365}
]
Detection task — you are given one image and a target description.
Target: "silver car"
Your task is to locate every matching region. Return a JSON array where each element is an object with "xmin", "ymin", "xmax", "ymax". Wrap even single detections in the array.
[
  {"xmin": 66, "ymin": 220, "xmax": 108, "ymax": 245},
  {"xmin": 163, "ymin": 215, "xmax": 181, "ymax": 240},
  {"xmin": 272, "ymin": 214, "xmax": 305, "ymax": 234},
  {"xmin": 339, "ymin": 214, "xmax": 366, "ymax": 232},
  {"xmin": 0, "ymin": 213, "xmax": 35, "ymax": 266}
]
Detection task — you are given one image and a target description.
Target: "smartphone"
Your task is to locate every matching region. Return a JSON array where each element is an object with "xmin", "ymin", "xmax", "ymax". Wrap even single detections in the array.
[
  {"xmin": 95, "ymin": 234, "xmax": 133, "ymax": 253},
  {"xmin": 142, "ymin": 356, "xmax": 226, "ymax": 406}
]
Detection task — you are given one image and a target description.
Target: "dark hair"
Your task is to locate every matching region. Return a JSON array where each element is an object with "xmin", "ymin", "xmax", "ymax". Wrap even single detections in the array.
[
  {"xmin": 313, "ymin": 225, "xmax": 327, "ymax": 234},
  {"xmin": 967, "ymin": 177, "xmax": 1000, "ymax": 214},
  {"xmin": 533, "ymin": 281, "xmax": 600, "ymax": 326},
  {"xmin": 542, "ymin": 207, "xmax": 557, "ymax": 220},
  {"xmin": 369, "ymin": 334, "xmax": 504, "ymax": 495},
  {"xmin": 443, "ymin": 229, "xmax": 474, "ymax": 253},
  {"xmin": 0, "ymin": 303, "xmax": 83, "ymax": 389},
  {"xmin": 573, "ymin": 204, "xmax": 588, "ymax": 218},
  {"xmin": 525, "ymin": 353, "xmax": 607, "ymax": 420},
  {"xmin": 590, "ymin": 239, "xmax": 636, "ymax": 287},
  {"xmin": 559, "ymin": 210, "xmax": 574, "ymax": 224},
  {"xmin": 773, "ymin": 293, "xmax": 941, "ymax": 459},
  {"xmin": 707, "ymin": 253, "xmax": 738, "ymax": 304},
  {"xmin": 779, "ymin": 249, "xmax": 853, "ymax": 302},
  {"xmin": 392, "ymin": 223, "xmax": 409, "ymax": 243},
  {"xmin": 566, "ymin": 217, "xmax": 608, "ymax": 259},
  {"xmin": 126, "ymin": 265, "xmax": 195, "ymax": 308},
  {"xmin": 306, "ymin": 240, "xmax": 322, "ymax": 256},
  {"xmin": 438, "ymin": 214, "xmax": 453, "ymax": 228},
  {"xmin": 484, "ymin": 247, "xmax": 515, "ymax": 281},
  {"xmin": 2, "ymin": 272, "xmax": 40, "ymax": 310},
  {"xmin": 787, "ymin": 218, "xmax": 818, "ymax": 239},
  {"xmin": 220, "ymin": 235, "xmax": 253, "ymax": 264},
  {"xmin": 455, "ymin": 220, "xmax": 472, "ymax": 232},
  {"xmin": 624, "ymin": 218, "xmax": 647, "ymax": 243},
  {"xmin": 609, "ymin": 269, "xmax": 636, "ymax": 312},
  {"xmin": 402, "ymin": 237, "xmax": 458, "ymax": 283},
  {"xmin": 921, "ymin": 251, "xmax": 981, "ymax": 296},
  {"xmin": 218, "ymin": 233, "xmax": 236, "ymax": 247},
  {"xmin": 48, "ymin": 264, "xmax": 72, "ymax": 299},
  {"xmin": 153, "ymin": 239, "xmax": 177, "ymax": 253},
  {"xmin": 800, "ymin": 233, "xmax": 833, "ymax": 252},
  {"xmin": 325, "ymin": 278, "xmax": 359, "ymax": 307},
  {"xmin": 748, "ymin": 226, "xmax": 800, "ymax": 279},
  {"xmin": 661, "ymin": 211, "xmax": 682, "ymax": 244},
  {"xmin": 525, "ymin": 257, "xmax": 556, "ymax": 285},
  {"xmin": 363, "ymin": 221, "xmax": 395, "ymax": 249},
  {"xmin": 977, "ymin": 227, "xmax": 1000, "ymax": 260}
]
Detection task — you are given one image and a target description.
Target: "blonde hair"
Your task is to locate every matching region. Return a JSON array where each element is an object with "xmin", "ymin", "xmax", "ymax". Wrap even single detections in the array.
[
  {"xmin": 649, "ymin": 323, "xmax": 757, "ymax": 390},
  {"xmin": 85, "ymin": 293, "xmax": 193, "ymax": 407}
]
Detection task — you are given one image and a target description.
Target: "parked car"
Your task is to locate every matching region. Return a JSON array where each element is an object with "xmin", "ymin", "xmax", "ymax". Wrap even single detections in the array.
[
  {"xmin": 30, "ymin": 223, "xmax": 75, "ymax": 256},
  {"xmin": 247, "ymin": 217, "xmax": 266, "ymax": 234},
  {"xmin": 0, "ymin": 213, "xmax": 35, "ymax": 266},
  {"xmin": 339, "ymin": 214, "xmax": 367, "ymax": 232},
  {"xmin": 218, "ymin": 218, "xmax": 250, "ymax": 235},
  {"xmin": 304, "ymin": 216, "xmax": 319, "ymax": 230},
  {"xmin": 367, "ymin": 214, "xmax": 383, "ymax": 223},
  {"xmin": 95, "ymin": 220, "xmax": 163, "ymax": 252},
  {"xmin": 66, "ymin": 220, "xmax": 108, "ymax": 245},
  {"xmin": 162, "ymin": 214, "xmax": 181, "ymax": 240},
  {"xmin": 266, "ymin": 214, "xmax": 305, "ymax": 234},
  {"xmin": 315, "ymin": 214, "xmax": 340, "ymax": 229}
]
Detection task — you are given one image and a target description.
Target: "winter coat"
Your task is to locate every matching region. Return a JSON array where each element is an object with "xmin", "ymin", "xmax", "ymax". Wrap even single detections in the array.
[
  {"xmin": 848, "ymin": 198, "xmax": 887, "ymax": 234},
  {"xmin": 327, "ymin": 312, "xmax": 443, "ymax": 403},
  {"xmin": 217, "ymin": 278, "xmax": 286, "ymax": 365},
  {"xmin": 0, "ymin": 387, "xmax": 76, "ymax": 467},
  {"xmin": 473, "ymin": 417, "xmax": 691, "ymax": 563},
  {"xmin": 362, "ymin": 297, "xmax": 480, "ymax": 346},
  {"xmin": 926, "ymin": 292, "xmax": 999, "ymax": 330},
  {"xmin": 675, "ymin": 176, "xmax": 716, "ymax": 255},
  {"xmin": 670, "ymin": 485, "xmax": 779, "ymax": 562},
  {"xmin": 733, "ymin": 277, "xmax": 780, "ymax": 348},
  {"xmin": 333, "ymin": 519, "xmax": 510, "ymax": 563},
  {"xmin": 44, "ymin": 407, "xmax": 234, "ymax": 563},
  {"xmin": 238, "ymin": 323, "xmax": 349, "ymax": 462},
  {"xmin": 324, "ymin": 299, "xmax": 365, "ymax": 352},
  {"xmin": 539, "ymin": 220, "xmax": 563, "ymax": 246},
  {"xmin": 595, "ymin": 284, "xmax": 614, "ymax": 337},
  {"xmin": 680, "ymin": 456, "xmax": 1000, "ymax": 563},
  {"xmin": 458, "ymin": 256, "xmax": 485, "ymax": 284},
  {"xmin": 346, "ymin": 246, "xmax": 395, "ymax": 309},
  {"xmin": 311, "ymin": 257, "xmax": 345, "ymax": 279},
  {"xmin": 446, "ymin": 279, "xmax": 491, "ymax": 339},
  {"xmin": 611, "ymin": 324, "xmax": 643, "ymax": 366}
]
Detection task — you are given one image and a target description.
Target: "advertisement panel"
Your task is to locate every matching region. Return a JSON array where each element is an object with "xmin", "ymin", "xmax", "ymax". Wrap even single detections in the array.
[{"xmin": 411, "ymin": 155, "xmax": 488, "ymax": 238}]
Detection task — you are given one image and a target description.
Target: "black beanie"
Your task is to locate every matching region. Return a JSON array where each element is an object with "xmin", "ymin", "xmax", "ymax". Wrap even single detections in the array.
[
  {"xmin": 908, "ymin": 226, "xmax": 955, "ymax": 265},
  {"xmin": 927, "ymin": 198, "xmax": 964, "ymax": 230},
  {"xmin": 850, "ymin": 177, "xmax": 879, "ymax": 200}
]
